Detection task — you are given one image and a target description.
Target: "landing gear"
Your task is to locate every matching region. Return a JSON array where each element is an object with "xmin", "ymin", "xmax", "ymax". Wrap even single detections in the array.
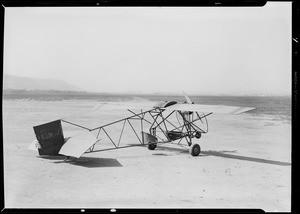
[
  {"xmin": 142, "ymin": 132, "xmax": 158, "ymax": 150},
  {"xmin": 195, "ymin": 131, "xmax": 202, "ymax": 139},
  {"xmin": 189, "ymin": 143, "xmax": 201, "ymax": 156},
  {"xmin": 147, "ymin": 142, "xmax": 157, "ymax": 150}
]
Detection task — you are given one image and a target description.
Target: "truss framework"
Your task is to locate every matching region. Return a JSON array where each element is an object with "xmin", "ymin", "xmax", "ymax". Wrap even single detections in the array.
[{"xmin": 61, "ymin": 108, "xmax": 211, "ymax": 155}]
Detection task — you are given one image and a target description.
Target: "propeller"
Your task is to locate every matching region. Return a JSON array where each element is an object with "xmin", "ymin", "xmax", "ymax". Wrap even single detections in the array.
[
  {"xmin": 182, "ymin": 90, "xmax": 193, "ymax": 104},
  {"xmin": 182, "ymin": 91, "xmax": 203, "ymax": 124}
]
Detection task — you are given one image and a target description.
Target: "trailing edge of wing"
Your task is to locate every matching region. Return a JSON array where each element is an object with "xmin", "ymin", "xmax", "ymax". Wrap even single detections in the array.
[{"xmin": 163, "ymin": 104, "xmax": 255, "ymax": 115}]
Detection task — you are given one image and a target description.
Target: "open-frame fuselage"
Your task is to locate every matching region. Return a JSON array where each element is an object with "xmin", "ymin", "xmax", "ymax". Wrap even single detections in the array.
[
  {"xmin": 31, "ymin": 99, "xmax": 254, "ymax": 158},
  {"xmin": 60, "ymin": 100, "xmax": 211, "ymax": 157},
  {"xmin": 32, "ymin": 100, "xmax": 212, "ymax": 158}
]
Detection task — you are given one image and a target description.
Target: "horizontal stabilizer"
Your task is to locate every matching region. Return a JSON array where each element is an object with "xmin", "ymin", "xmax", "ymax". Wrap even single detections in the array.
[
  {"xmin": 164, "ymin": 104, "xmax": 255, "ymax": 115},
  {"xmin": 59, "ymin": 132, "xmax": 100, "ymax": 158}
]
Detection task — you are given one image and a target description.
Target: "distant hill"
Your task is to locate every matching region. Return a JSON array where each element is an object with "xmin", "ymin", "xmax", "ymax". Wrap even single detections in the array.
[{"xmin": 3, "ymin": 74, "xmax": 82, "ymax": 91}]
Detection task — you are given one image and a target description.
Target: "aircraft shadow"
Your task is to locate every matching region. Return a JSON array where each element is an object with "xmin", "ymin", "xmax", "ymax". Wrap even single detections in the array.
[
  {"xmin": 152, "ymin": 153, "xmax": 171, "ymax": 156},
  {"xmin": 156, "ymin": 146, "xmax": 291, "ymax": 166},
  {"xmin": 39, "ymin": 156, "xmax": 123, "ymax": 168},
  {"xmin": 202, "ymin": 150, "xmax": 291, "ymax": 166},
  {"xmin": 37, "ymin": 155, "xmax": 67, "ymax": 160},
  {"xmin": 155, "ymin": 145, "xmax": 208, "ymax": 157},
  {"xmin": 66, "ymin": 157, "xmax": 123, "ymax": 168}
]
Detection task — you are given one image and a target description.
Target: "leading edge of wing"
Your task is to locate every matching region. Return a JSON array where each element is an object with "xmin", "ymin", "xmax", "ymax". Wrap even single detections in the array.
[
  {"xmin": 93, "ymin": 101, "xmax": 158, "ymax": 111},
  {"xmin": 163, "ymin": 103, "xmax": 255, "ymax": 115}
]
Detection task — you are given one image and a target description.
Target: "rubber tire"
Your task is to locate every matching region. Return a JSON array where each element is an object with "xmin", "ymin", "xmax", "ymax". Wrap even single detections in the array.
[
  {"xmin": 147, "ymin": 142, "xmax": 157, "ymax": 150},
  {"xmin": 189, "ymin": 143, "xmax": 201, "ymax": 156},
  {"xmin": 195, "ymin": 132, "xmax": 202, "ymax": 139}
]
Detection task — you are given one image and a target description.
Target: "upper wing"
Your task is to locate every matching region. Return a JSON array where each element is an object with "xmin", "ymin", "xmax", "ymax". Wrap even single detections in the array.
[
  {"xmin": 93, "ymin": 101, "xmax": 157, "ymax": 111},
  {"xmin": 93, "ymin": 101, "xmax": 255, "ymax": 114},
  {"xmin": 163, "ymin": 103, "xmax": 255, "ymax": 115}
]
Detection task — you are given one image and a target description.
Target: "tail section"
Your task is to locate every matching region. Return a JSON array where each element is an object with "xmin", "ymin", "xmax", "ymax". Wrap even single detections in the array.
[{"xmin": 33, "ymin": 120, "xmax": 65, "ymax": 155}]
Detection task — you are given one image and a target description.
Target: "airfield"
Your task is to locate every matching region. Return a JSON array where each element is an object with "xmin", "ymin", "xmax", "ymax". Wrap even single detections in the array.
[{"xmin": 3, "ymin": 97, "xmax": 291, "ymax": 211}]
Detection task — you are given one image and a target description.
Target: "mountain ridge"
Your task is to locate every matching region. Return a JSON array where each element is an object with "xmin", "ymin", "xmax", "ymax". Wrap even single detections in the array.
[{"xmin": 3, "ymin": 74, "xmax": 82, "ymax": 91}]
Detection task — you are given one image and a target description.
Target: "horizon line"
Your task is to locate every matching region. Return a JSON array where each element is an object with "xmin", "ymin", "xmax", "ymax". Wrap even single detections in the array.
[{"xmin": 3, "ymin": 88, "xmax": 292, "ymax": 97}]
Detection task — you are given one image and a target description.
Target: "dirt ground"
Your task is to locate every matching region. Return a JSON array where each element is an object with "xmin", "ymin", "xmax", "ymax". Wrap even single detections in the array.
[{"xmin": 3, "ymin": 99, "xmax": 291, "ymax": 211}]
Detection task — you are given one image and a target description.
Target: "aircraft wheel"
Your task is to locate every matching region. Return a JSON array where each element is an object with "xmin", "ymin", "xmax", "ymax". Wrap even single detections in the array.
[
  {"xmin": 189, "ymin": 143, "xmax": 201, "ymax": 156},
  {"xmin": 195, "ymin": 132, "xmax": 202, "ymax": 139},
  {"xmin": 147, "ymin": 142, "xmax": 157, "ymax": 150}
]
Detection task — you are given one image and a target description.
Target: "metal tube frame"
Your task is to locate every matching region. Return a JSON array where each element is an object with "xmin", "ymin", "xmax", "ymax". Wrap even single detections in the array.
[{"xmin": 61, "ymin": 109, "xmax": 212, "ymax": 155}]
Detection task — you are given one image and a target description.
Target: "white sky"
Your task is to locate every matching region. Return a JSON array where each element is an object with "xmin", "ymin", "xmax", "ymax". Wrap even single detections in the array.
[{"xmin": 4, "ymin": 2, "xmax": 291, "ymax": 95}]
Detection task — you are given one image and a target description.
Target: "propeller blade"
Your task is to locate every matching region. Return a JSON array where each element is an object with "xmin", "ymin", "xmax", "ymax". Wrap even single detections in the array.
[{"xmin": 182, "ymin": 91, "xmax": 193, "ymax": 104}]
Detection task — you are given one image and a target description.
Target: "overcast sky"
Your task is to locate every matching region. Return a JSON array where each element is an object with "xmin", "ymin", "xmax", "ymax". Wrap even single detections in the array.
[{"xmin": 4, "ymin": 2, "xmax": 291, "ymax": 95}]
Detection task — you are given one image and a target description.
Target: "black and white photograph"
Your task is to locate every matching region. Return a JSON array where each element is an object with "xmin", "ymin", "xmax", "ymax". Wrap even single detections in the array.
[{"xmin": 2, "ymin": 2, "xmax": 292, "ymax": 211}]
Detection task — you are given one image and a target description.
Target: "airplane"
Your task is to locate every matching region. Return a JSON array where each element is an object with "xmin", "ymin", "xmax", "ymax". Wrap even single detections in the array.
[{"xmin": 28, "ymin": 93, "xmax": 255, "ymax": 159}]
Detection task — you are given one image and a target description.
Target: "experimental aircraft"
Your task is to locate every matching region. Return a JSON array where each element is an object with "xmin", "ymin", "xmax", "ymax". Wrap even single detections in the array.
[{"xmin": 29, "ymin": 93, "xmax": 255, "ymax": 159}]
